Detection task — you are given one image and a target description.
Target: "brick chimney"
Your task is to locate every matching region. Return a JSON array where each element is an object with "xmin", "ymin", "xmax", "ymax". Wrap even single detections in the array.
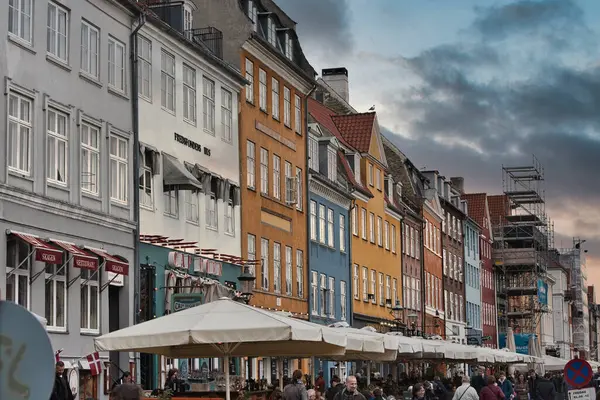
[{"xmin": 322, "ymin": 67, "xmax": 349, "ymax": 103}]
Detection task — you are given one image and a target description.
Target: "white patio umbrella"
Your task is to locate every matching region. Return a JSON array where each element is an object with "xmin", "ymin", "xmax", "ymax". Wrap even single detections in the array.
[
  {"xmin": 506, "ymin": 327, "xmax": 517, "ymax": 353},
  {"xmin": 327, "ymin": 325, "xmax": 398, "ymax": 361}
]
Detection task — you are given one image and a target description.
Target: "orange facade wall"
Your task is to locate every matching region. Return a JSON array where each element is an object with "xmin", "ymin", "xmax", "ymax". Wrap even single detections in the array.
[
  {"xmin": 351, "ymin": 157, "xmax": 402, "ymax": 322},
  {"xmin": 239, "ymin": 50, "xmax": 308, "ymax": 316}
]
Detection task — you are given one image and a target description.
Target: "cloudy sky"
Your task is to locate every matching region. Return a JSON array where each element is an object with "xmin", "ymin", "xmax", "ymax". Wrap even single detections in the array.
[{"xmin": 276, "ymin": 0, "xmax": 600, "ymax": 286}]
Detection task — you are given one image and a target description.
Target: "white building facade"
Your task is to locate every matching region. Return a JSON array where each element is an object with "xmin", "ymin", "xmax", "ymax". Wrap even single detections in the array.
[
  {"xmin": 549, "ymin": 263, "xmax": 572, "ymax": 359},
  {"xmin": 136, "ymin": 15, "xmax": 246, "ymax": 257},
  {"xmin": 1, "ymin": 0, "xmax": 138, "ymax": 398}
]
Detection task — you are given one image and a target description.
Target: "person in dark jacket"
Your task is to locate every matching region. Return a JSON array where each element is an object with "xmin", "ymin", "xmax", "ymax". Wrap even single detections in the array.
[
  {"xmin": 498, "ymin": 372, "xmax": 514, "ymax": 400},
  {"xmin": 470, "ymin": 367, "xmax": 486, "ymax": 395},
  {"xmin": 528, "ymin": 369, "xmax": 538, "ymax": 398},
  {"xmin": 333, "ymin": 376, "xmax": 366, "ymax": 400},
  {"xmin": 326, "ymin": 376, "xmax": 343, "ymax": 400},
  {"xmin": 284, "ymin": 370, "xmax": 308, "ymax": 400},
  {"xmin": 479, "ymin": 375, "xmax": 505, "ymax": 400},
  {"xmin": 534, "ymin": 373, "xmax": 556, "ymax": 400},
  {"xmin": 51, "ymin": 361, "xmax": 75, "ymax": 400}
]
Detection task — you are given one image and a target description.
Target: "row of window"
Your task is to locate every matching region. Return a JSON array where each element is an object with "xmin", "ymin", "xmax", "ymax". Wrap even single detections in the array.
[
  {"xmin": 466, "ymin": 301, "xmax": 481, "ymax": 330},
  {"xmin": 310, "ymin": 273, "xmax": 347, "ymax": 321},
  {"xmin": 443, "ymin": 249, "xmax": 464, "ymax": 282},
  {"xmin": 403, "ymin": 275, "xmax": 422, "ymax": 311},
  {"xmin": 426, "ymin": 272, "xmax": 443, "ymax": 312},
  {"xmin": 244, "ymin": 59, "xmax": 302, "ymax": 134},
  {"xmin": 352, "ymin": 265, "xmax": 399, "ymax": 307},
  {"xmin": 7, "ymin": 89, "xmax": 129, "ymax": 203},
  {"xmin": 443, "ymin": 289, "xmax": 464, "ymax": 322},
  {"xmin": 482, "ymin": 301, "xmax": 496, "ymax": 326},
  {"xmin": 465, "ymin": 263, "xmax": 480, "ymax": 289},
  {"xmin": 308, "ymin": 136, "xmax": 338, "ymax": 182},
  {"xmin": 465, "ymin": 226, "xmax": 480, "ymax": 258},
  {"xmin": 247, "ymin": 234, "xmax": 304, "ymax": 297},
  {"xmin": 9, "ymin": 1, "xmax": 128, "ymax": 94},
  {"xmin": 5, "ymin": 239, "xmax": 100, "ymax": 333},
  {"xmin": 424, "ymin": 220, "xmax": 441, "ymax": 256},
  {"xmin": 482, "ymin": 268, "xmax": 494, "ymax": 290},
  {"xmin": 247, "ymin": 0, "xmax": 294, "ymax": 61},
  {"xmin": 246, "ymin": 141, "xmax": 303, "ymax": 209},
  {"xmin": 366, "ymin": 161, "xmax": 384, "ymax": 192},
  {"xmin": 350, "ymin": 207, "xmax": 398, "ymax": 252},
  {"xmin": 309, "ymin": 202, "xmax": 346, "ymax": 252},
  {"xmin": 442, "ymin": 211, "xmax": 463, "ymax": 242},
  {"xmin": 480, "ymin": 238, "xmax": 492, "ymax": 260},
  {"xmin": 402, "ymin": 223, "xmax": 421, "ymax": 260}
]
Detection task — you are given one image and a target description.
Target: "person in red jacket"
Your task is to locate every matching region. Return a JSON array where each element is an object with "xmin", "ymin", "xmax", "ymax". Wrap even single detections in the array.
[{"xmin": 479, "ymin": 375, "xmax": 505, "ymax": 400}]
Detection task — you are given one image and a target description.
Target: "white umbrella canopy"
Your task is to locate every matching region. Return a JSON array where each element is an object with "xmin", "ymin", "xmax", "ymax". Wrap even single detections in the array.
[
  {"xmin": 328, "ymin": 325, "xmax": 396, "ymax": 361},
  {"xmin": 94, "ymin": 298, "xmax": 347, "ymax": 358}
]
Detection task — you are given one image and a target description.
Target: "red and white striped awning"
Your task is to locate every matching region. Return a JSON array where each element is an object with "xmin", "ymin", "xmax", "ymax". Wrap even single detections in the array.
[
  {"xmin": 7, "ymin": 230, "xmax": 63, "ymax": 265},
  {"xmin": 85, "ymin": 247, "xmax": 129, "ymax": 276},
  {"xmin": 50, "ymin": 239, "xmax": 98, "ymax": 270}
]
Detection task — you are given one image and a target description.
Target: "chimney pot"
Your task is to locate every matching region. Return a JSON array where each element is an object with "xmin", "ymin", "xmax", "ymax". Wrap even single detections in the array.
[{"xmin": 322, "ymin": 67, "xmax": 349, "ymax": 103}]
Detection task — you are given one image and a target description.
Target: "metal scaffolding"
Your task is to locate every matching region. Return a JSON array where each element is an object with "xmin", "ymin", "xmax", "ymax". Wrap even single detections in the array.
[{"xmin": 494, "ymin": 156, "xmax": 550, "ymax": 334}]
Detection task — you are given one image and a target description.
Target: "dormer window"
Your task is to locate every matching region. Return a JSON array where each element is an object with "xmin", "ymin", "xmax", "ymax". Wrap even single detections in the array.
[
  {"xmin": 354, "ymin": 154, "xmax": 361, "ymax": 183},
  {"xmin": 268, "ymin": 18, "xmax": 277, "ymax": 46},
  {"xmin": 183, "ymin": 6, "xmax": 193, "ymax": 39},
  {"xmin": 308, "ymin": 136, "xmax": 319, "ymax": 171},
  {"xmin": 248, "ymin": 0, "xmax": 257, "ymax": 31},
  {"xmin": 327, "ymin": 146, "xmax": 337, "ymax": 182},
  {"xmin": 285, "ymin": 32, "xmax": 293, "ymax": 60}
]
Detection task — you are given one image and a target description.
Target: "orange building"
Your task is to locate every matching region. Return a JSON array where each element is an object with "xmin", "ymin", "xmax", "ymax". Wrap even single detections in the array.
[
  {"xmin": 330, "ymin": 112, "xmax": 404, "ymax": 330},
  {"xmin": 422, "ymin": 189, "xmax": 445, "ymax": 336},
  {"xmin": 238, "ymin": 2, "xmax": 316, "ymax": 317}
]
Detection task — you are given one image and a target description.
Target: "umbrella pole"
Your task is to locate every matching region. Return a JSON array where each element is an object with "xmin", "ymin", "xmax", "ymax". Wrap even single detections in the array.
[
  {"xmin": 278, "ymin": 358, "xmax": 284, "ymax": 390},
  {"xmin": 225, "ymin": 355, "xmax": 230, "ymax": 400},
  {"xmin": 366, "ymin": 363, "xmax": 370, "ymax": 385}
]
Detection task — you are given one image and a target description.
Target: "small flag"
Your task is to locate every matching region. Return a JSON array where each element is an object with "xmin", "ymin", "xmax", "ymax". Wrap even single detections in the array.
[{"xmin": 87, "ymin": 352, "xmax": 103, "ymax": 376}]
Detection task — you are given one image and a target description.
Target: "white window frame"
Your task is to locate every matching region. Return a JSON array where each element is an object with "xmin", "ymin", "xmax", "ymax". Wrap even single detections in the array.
[
  {"xmin": 221, "ymin": 89, "xmax": 233, "ymax": 142},
  {"xmin": 339, "ymin": 214, "xmax": 346, "ymax": 253},
  {"xmin": 80, "ymin": 21, "xmax": 100, "ymax": 79},
  {"xmin": 386, "ymin": 275, "xmax": 391, "ymax": 305},
  {"xmin": 327, "ymin": 208, "xmax": 334, "ymax": 248},
  {"xmin": 308, "ymin": 136, "xmax": 319, "ymax": 171},
  {"xmin": 259, "ymin": 69, "xmax": 267, "ymax": 111},
  {"xmin": 393, "ymin": 278, "xmax": 398, "ymax": 305},
  {"xmin": 273, "ymin": 242, "xmax": 281, "ymax": 293},
  {"xmin": 247, "ymin": 0, "xmax": 257, "ymax": 31},
  {"xmin": 320, "ymin": 273, "xmax": 327, "ymax": 316},
  {"xmin": 368, "ymin": 163, "xmax": 374, "ymax": 186},
  {"xmin": 318, "ymin": 204, "xmax": 326, "ymax": 244},
  {"xmin": 284, "ymin": 161, "xmax": 295, "ymax": 204},
  {"xmin": 183, "ymin": 64, "xmax": 197, "ymax": 124},
  {"xmin": 271, "ymin": 78, "xmax": 280, "ymax": 119},
  {"xmin": 369, "ymin": 212, "xmax": 375, "ymax": 243},
  {"xmin": 164, "ymin": 189, "xmax": 179, "ymax": 218},
  {"xmin": 328, "ymin": 276, "xmax": 335, "ymax": 318},
  {"xmin": 161, "ymin": 50, "xmax": 175, "ymax": 111},
  {"xmin": 245, "ymin": 58, "xmax": 254, "ymax": 102},
  {"xmin": 285, "ymin": 246, "xmax": 292, "ymax": 295},
  {"xmin": 310, "ymin": 201, "xmax": 317, "ymax": 241},
  {"xmin": 392, "ymin": 224, "xmax": 396, "ymax": 253},
  {"xmin": 47, "ymin": 1, "xmax": 69, "ymax": 63},
  {"xmin": 184, "ymin": 190, "xmax": 199, "ymax": 224},
  {"xmin": 295, "ymin": 167, "xmax": 303, "ymax": 211},
  {"xmin": 294, "ymin": 94, "xmax": 301, "ymax": 133},
  {"xmin": 285, "ymin": 32, "xmax": 293, "ymax": 60},
  {"xmin": 311, "ymin": 271, "xmax": 318, "ymax": 313},
  {"xmin": 5, "ymin": 238, "xmax": 31, "ymax": 309},
  {"xmin": 377, "ymin": 216, "xmax": 383, "ymax": 246},
  {"xmin": 246, "ymin": 141, "xmax": 255, "ymax": 189},
  {"xmin": 109, "ymin": 134, "xmax": 129, "ymax": 204},
  {"xmin": 353, "ymin": 264, "xmax": 359, "ymax": 300},
  {"xmin": 8, "ymin": 0, "xmax": 33, "ymax": 44},
  {"xmin": 46, "ymin": 108, "xmax": 69, "ymax": 185},
  {"xmin": 296, "ymin": 249, "xmax": 303, "ymax": 297},
  {"xmin": 45, "ymin": 263, "xmax": 67, "ymax": 331},
  {"xmin": 352, "ymin": 207, "xmax": 358, "ymax": 236},
  {"xmin": 268, "ymin": 17, "xmax": 277, "ymax": 46},
  {"xmin": 80, "ymin": 268, "xmax": 100, "ymax": 333},
  {"xmin": 260, "ymin": 148, "xmax": 268, "ymax": 195},
  {"xmin": 362, "ymin": 266, "xmax": 368, "ymax": 301},
  {"xmin": 340, "ymin": 281, "xmax": 347, "ymax": 321},
  {"xmin": 378, "ymin": 272, "xmax": 384, "ymax": 306},
  {"xmin": 283, "ymin": 87, "xmax": 291, "ymax": 127},
  {"xmin": 183, "ymin": 6, "xmax": 193, "ymax": 38},
  {"xmin": 202, "ymin": 77, "xmax": 216, "ymax": 134},
  {"xmin": 327, "ymin": 147, "xmax": 337, "ymax": 181},
  {"xmin": 137, "ymin": 35, "xmax": 152, "ymax": 99},
  {"xmin": 384, "ymin": 221, "xmax": 389, "ymax": 250},
  {"xmin": 108, "ymin": 37, "xmax": 126, "ymax": 92},
  {"xmin": 375, "ymin": 168, "xmax": 381, "ymax": 190},
  {"xmin": 272, "ymin": 154, "xmax": 281, "ymax": 199},
  {"xmin": 225, "ymin": 200, "xmax": 234, "ymax": 235},
  {"xmin": 247, "ymin": 234, "xmax": 256, "ymax": 281},
  {"xmin": 361, "ymin": 208, "xmax": 367, "ymax": 240},
  {"xmin": 205, "ymin": 189, "xmax": 218, "ymax": 229},
  {"xmin": 7, "ymin": 91, "xmax": 33, "ymax": 175},
  {"xmin": 81, "ymin": 121, "xmax": 100, "ymax": 195},
  {"xmin": 370, "ymin": 269, "xmax": 376, "ymax": 304},
  {"xmin": 261, "ymin": 238, "xmax": 269, "ymax": 290}
]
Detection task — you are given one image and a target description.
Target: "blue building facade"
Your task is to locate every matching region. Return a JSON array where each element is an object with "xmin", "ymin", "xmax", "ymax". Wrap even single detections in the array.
[
  {"xmin": 137, "ymin": 242, "xmax": 242, "ymax": 390},
  {"xmin": 464, "ymin": 217, "xmax": 483, "ymax": 345},
  {"xmin": 307, "ymin": 124, "xmax": 353, "ymax": 384}
]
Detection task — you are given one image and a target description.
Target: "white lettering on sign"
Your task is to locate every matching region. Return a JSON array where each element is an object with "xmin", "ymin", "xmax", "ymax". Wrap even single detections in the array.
[
  {"xmin": 110, "ymin": 265, "xmax": 125, "ymax": 274},
  {"xmin": 568, "ymin": 388, "xmax": 595, "ymax": 400},
  {"xmin": 41, "ymin": 253, "xmax": 57, "ymax": 262},
  {"xmin": 75, "ymin": 258, "xmax": 97, "ymax": 269}
]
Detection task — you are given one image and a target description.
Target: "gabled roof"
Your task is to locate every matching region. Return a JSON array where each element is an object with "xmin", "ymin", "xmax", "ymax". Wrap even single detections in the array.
[
  {"xmin": 331, "ymin": 112, "xmax": 376, "ymax": 153},
  {"xmin": 337, "ymin": 151, "xmax": 373, "ymax": 198},
  {"xmin": 487, "ymin": 194, "xmax": 509, "ymax": 227},
  {"xmin": 308, "ymin": 98, "xmax": 354, "ymax": 149},
  {"xmin": 462, "ymin": 193, "xmax": 487, "ymax": 227}
]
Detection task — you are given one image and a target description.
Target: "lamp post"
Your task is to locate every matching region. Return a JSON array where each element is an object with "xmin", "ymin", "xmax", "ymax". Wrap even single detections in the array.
[
  {"xmin": 237, "ymin": 265, "xmax": 256, "ymax": 304},
  {"xmin": 391, "ymin": 300, "xmax": 404, "ymax": 333}
]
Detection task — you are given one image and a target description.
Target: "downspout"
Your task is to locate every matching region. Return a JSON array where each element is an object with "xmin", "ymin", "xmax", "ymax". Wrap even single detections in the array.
[
  {"xmin": 305, "ymin": 84, "xmax": 316, "ymax": 324},
  {"xmin": 349, "ymin": 199, "xmax": 356, "ymax": 327},
  {"xmin": 420, "ymin": 213, "xmax": 426, "ymax": 336},
  {"xmin": 130, "ymin": 9, "xmax": 146, "ymax": 383},
  {"xmin": 442, "ymin": 226, "xmax": 446, "ymax": 340}
]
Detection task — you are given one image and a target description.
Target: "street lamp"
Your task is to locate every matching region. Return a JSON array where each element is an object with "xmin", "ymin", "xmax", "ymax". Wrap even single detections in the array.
[
  {"xmin": 237, "ymin": 265, "xmax": 256, "ymax": 304},
  {"xmin": 390, "ymin": 301, "xmax": 404, "ymax": 333}
]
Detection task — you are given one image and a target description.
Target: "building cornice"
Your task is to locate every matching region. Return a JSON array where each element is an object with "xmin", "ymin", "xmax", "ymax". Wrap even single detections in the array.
[
  {"xmin": 309, "ymin": 177, "xmax": 352, "ymax": 209},
  {"xmin": 385, "ymin": 205, "xmax": 402, "ymax": 221},
  {"xmin": 352, "ymin": 190, "xmax": 371, "ymax": 203},
  {"xmin": 0, "ymin": 185, "xmax": 135, "ymax": 233}
]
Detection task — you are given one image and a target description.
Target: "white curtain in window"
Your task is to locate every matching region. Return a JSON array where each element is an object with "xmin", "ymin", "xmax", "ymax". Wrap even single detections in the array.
[{"xmin": 165, "ymin": 272, "xmax": 176, "ymax": 313}]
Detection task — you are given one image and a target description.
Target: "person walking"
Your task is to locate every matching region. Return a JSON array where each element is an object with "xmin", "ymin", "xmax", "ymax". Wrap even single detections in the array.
[
  {"xmin": 50, "ymin": 361, "xmax": 75, "ymax": 400},
  {"xmin": 533, "ymin": 373, "xmax": 556, "ymax": 400},
  {"xmin": 333, "ymin": 376, "xmax": 367, "ymax": 400},
  {"xmin": 284, "ymin": 370, "xmax": 309, "ymax": 400},
  {"xmin": 452, "ymin": 376, "xmax": 478, "ymax": 400},
  {"xmin": 326, "ymin": 376, "xmax": 343, "ymax": 400},
  {"xmin": 498, "ymin": 373, "xmax": 514, "ymax": 400},
  {"xmin": 514, "ymin": 374, "xmax": 529, "ymax": 400},
  {"xmin": 479, "ymin": 375, "xmax": 505, "ymax": 400}
]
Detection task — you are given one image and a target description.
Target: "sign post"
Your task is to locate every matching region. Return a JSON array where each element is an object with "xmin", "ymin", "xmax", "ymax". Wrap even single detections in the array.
[{"xmin": 565, "ymin": 358, "xmax": 594, "ymax": 400}]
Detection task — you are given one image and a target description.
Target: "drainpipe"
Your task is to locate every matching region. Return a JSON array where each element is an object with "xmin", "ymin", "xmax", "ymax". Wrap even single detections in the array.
[
  {"xmin": 130, "ymin": 9, "xmax": 146, "ymax": 383},
  {"xmin": 305, "ymin": 84, "xmax": 316, "ymax": 325},
  {"xmin": 349, "ymin": 200, "xmax": 355, "ymax": 327},
  {"xmin": 420, "ymin": 214, "xmax": 426, "ymax": 336}
]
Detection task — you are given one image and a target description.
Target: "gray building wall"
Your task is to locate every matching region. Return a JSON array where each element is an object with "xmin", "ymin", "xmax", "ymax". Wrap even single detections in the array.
[{"xmin": 1, "ymin": 0, "xmax": 136, "ymax": 397}]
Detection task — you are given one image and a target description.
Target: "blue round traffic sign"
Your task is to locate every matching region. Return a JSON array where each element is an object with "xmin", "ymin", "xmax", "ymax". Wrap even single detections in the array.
[{"xmin": 564, "ymin": 358, "xmax": 593, "ymax": 389}]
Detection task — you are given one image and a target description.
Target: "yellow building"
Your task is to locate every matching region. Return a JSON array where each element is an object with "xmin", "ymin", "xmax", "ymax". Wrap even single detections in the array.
[{"xmin": 331, "ymin": 112, "xmax": 404, "ymax": 330}]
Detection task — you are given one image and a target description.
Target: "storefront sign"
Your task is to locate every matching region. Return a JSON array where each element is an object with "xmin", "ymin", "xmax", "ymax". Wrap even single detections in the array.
[
  {"xmin": 537, "ymin": 279, "xmax": 548, "ymax": 305},
  {"xmin": 171, "ymin": 293, "xmax": 204, "ymax": 313},
  {"xmin": 174, "ymin": 132, "xmax": 211, "ymax": 157},
  {"xmin": 568, "ymin": 388, "xmax": 595, "ymax": 400}
]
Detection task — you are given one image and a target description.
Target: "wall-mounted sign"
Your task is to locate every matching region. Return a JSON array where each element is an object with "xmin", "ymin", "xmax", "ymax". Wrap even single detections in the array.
[
  {"xmin": 168, "ymin": 252, "xmax": 223, "ymax": 277},
  {"xmin": 174, "ymin": 132, "xmax": 211, "ymax": 157},
  {"xmin": 171, "ymin": 293, "xmax": 204, "ymax": 313}
]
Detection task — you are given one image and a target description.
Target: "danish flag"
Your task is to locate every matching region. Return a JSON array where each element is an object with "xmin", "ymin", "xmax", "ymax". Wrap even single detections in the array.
[{"xmin": 87, "ymin": 352, "xmax": 103, "ymax": 376}]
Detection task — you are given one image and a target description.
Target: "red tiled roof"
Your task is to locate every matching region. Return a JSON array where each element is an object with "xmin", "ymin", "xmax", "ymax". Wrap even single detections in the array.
[
  {"xmin": 487, "ymin": 194, "xmax": 509, "ymax": 227},
  {"xmin": 331, "ymin": 112, "xmax": 376, "ymax": 153},
  {"xmin": 462, "ymin": 193, "xmax": 487, "ymax": 226},
  {"xmin": 337, "ymin": 151, "xmax": 373, "ymax": 198},
  {"xmin": 308, "ymin": 98, "xmax": 354, "ymax": 149}
]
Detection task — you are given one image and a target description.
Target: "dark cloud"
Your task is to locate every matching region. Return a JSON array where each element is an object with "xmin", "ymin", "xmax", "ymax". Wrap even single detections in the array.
[{"xmin": 274, "ymin": 0, "xmax": 354, "ymax": 59}]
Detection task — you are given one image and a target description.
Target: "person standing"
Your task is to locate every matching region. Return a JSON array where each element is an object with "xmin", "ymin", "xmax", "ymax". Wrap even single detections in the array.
[
  {"xmin": 479, "ymin": 375, "xmax": 505, "ymax": 400},
  {"xmin": 471, "ymin": 367, "xmax": 486, "ymax": 395},
  {"xmin": 284, "ymin": 370, "xmax": 309, "ymax": 400},
  {"xmin": 452, "ymin": 376, "xmax": 478, "ymax": 400},
  {"xmin": 498, "ymin": 373, "xmax": 514, "ymax": 400},
  {"xmin": 514, "ymin": 374, "xmax": 529, "ymax": 400},
  {"xmin": 533, "ymin": 373, "xmax": 556, "ymax": 400},
  {"xmin": 333, "ymin": 376, "xmax": 367, "ymax": 400},
  {"xmin": 315, "ymin": 372, "xmax": 326, "ymax": 395},
  {"xmin": 326, "ymin": 376, "xmax": 343, "ymax": 400},
  {"xmin": 50, "ymin": 361, "xmax": 74, "ymax": 400}
]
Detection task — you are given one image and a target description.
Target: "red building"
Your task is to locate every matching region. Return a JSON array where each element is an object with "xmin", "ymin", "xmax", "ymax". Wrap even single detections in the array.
[{"xmin": 463, "ymin": 193, "xmax": 498, "ymax": 348}]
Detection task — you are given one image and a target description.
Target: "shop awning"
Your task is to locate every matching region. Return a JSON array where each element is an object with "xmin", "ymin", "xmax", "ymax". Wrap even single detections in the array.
[
  {"xmin": 85, "ymin": 247, "xmax": 129, "ymax": 276},
  {"xmin": 7, "ymin": 230, "xmax": 63, "ymax": 265},
  {"xmin": 162, "ymin": 153, "xmax": 202, "ymax": 191},
  {"xmin": 51, "ymin": 239, "xmax": 98, "ymax": 270}
]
